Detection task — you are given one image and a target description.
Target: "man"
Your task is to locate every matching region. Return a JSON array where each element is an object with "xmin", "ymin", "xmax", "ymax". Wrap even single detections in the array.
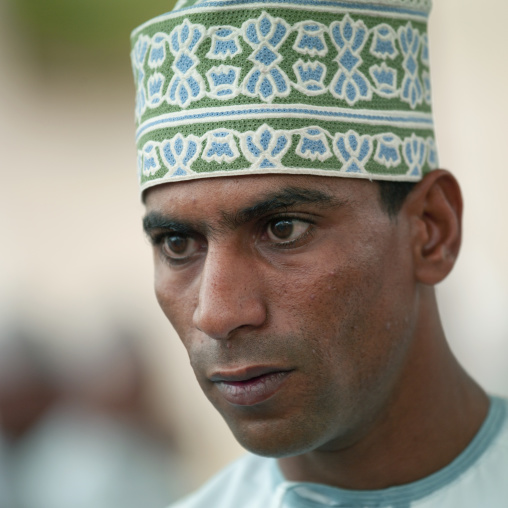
[{"xmin": 131, "ymin": 0, "xmax": 508, "ymax": 506}]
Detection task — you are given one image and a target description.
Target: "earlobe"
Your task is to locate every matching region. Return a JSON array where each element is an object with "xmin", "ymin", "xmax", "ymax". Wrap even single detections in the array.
[{"xmin": 405, "ymin": 170, "xmax": 463, "ymax": 285}]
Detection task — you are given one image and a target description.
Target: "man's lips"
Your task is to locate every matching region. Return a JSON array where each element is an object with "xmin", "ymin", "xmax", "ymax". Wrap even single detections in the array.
[{"xmin": 209, "ymin": 366, "xmax": 293, "ymax": 406}]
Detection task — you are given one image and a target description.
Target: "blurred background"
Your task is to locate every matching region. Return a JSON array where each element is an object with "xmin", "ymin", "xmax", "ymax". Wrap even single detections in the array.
[{"xmin": 0, "ymin": 0, "xmax": 507, "ymax": 506}]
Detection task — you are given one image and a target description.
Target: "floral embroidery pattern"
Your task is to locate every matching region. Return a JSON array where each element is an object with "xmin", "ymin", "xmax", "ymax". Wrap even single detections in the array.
[
  {"xmin": 167, "ymin": 19, "xmax": 206, "ymax": 107},
  {"xmin": 242, "ymin": 12, "xmax": 291, "ymax": 102},
  {"xmin": 333, "ymin": 130, "xmax": 373, "ymax": 173},
  {"xmin": 132, "ymin": 35, "xmax": 150, "ymax": 120},
  {"xmin": 147, "ymin": 73, "xmax": 165, "ymax": 107},
  {"xmin": 426, "ymin": 136, "xmax": 439, "ymax": 169},
  {"xmin": 374, "ymin": 134, "xmax": 403, "ymax": 168},
  {"xmin": 403, "ymin": 134, "xmax": 427, "ymax": 177},
  {"xmin": 293, "ymin": 59, "xmax": 327, "ymax": 94},
  {"xmin": 422, "ymin": 70, "xmax": 432, "ymax": 105},
  {"xmin": 293, "ymin": 22, "xmax": 328, "ymax": 57},
  {"xmin": 398, "ymin": 22, "xmax": 423, "ymax": 108},
  {"xmin": 140, "ymin": 143, "xmax": 161, "ymax": 177},
  {"xmin": 148, "ymin": 33, "xmax": 168, "ymax": 69},
  {"xmin": 370, "ymin": 24, "xmax": 399, "ymax": 60},
  {"xmin": 296, "ymin": 128, "xmax": 333, "ymax": 161},
  {"xmin": 330, "ymin": 15, "xmax": 372, "ymax": 106},
  {"xmin": 369, "ymin": 63, "xmax": 398, "ymax": 99},
  {"xmin": 241, "ymin": 124, "xmax": 291, "ymax": 169},
  {"xmin": 138, "ymin": 130, "xmax": 437, "ymax": 183},
  {"xmin": 133, "ymin": 14, "xmax": 434, "ymax": 112},
  {"xmin": 160, "ymin": 134, "xmax": 201, "ymax": 177},
  {"xmin": 420, "ymin": 33, "xmax": 430, "ymax": 67},
  {"xmin": 206, "ymin": 65, "xmax": 242, "ymax": 100},
  {"xmin": 207, "ymin": 27, "xmax": 243, "ymax": 60},
  {"xmin": 202, "ymin": 130, "xmax": 240, "ymax": 163},
  {"xmin": 131, "ymin": 4, "xmax": 438, "ymax": 186}
]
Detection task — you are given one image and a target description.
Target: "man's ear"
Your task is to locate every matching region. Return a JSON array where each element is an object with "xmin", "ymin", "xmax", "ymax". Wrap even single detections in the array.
[{"xmin": 403, "ymin": 170, "xmax": 463, "ymax": 285}]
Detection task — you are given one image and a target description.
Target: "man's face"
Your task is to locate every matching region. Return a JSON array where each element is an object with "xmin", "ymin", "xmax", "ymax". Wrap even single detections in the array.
[{"xmin": 144, "ymin": 175, "xmax": 419, "ymax": 457}]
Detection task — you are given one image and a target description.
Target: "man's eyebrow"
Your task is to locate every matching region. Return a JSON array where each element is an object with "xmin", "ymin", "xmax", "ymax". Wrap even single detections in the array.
[
  {"xmin": 142, "ymin": 213, "xmax": 203, "ymax": 236},
  {"xmin": 143, "ymin": 187, "xmax": 341, "ymax": 236},
  {"xmin": 221, "ymin": 186, "xmax": 340, "ymax": 230}
]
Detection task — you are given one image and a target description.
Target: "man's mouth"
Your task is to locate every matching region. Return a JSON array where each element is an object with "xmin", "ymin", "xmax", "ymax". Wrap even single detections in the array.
[{"xmin": 209, "ymin": 366, "xmax": 293, "ymax": 406}]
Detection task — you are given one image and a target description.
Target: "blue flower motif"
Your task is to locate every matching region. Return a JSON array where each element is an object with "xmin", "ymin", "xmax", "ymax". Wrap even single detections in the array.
[
  {"xmin": 422, "ymin": 70, "xmax": 432, "ymax": 105},
  {"xmin": 421, "ymin": 33, "xmax": 430, "ymax": 67},
  {"xmin": 242, "ymin": 12, "xmax": 291, "ymax": 102},
  {"xmin": 370, "ymin": 24, "xmax": 399, "ymax": 60},
  {"xmin": 160, "ymin": 134, "xmax": 201, "ymax": 177},
  {"xmin": 369, "ymin": 63, "xmax": 398, "ymax": 98},
  {"xmin": 399, "ymin": 22, "xmax": 420, "ymax": 58},
  {"xmin": 167, "ymin": 74, "xmax": 204, "ymax": 108},
  {"xmin": 206, "ymin": 27, "xmax": 242, "ymax": 60},
  {"xmin": 203, "ymin": 130, "xmax": 240, "ymax": 163},
  {"xmin": 374, "ymin": 134, "xmax": 402, "ymax": 168},
  {"xmin": 403, "ymin": 134, "xmax": 427, "ymax": 177},
  {"xmin": 293, "ymin": 59, "xmax": 327, "ymax": 95},
  {"xmin": 426, "ymin": 137, "xmax": 439, "ymax": 169},
  {"xmin": 398, "ymin": 22, "xmax": 423, "ymax": 108},
  {"xmin": 148, "ymin": 33, "xmax": 168, "ymax": 69},
  {"xmin": 330, "ymin": 15, "xmax": 372, "ymax": 105},
  {"xmin": 241, "ymin": 124, "xmax": 291, "ymax": 169},
  {"xmin": 167, "ymin": 19, "xmax": 206, "ymax": 107},
  {"xmin": 293, "ymin": 22, "xmax": 328, "ymax": 57},
  {"xmin": 333, "ymin": 130, "xmax": 373, "ymax": 173},
  {"xmin": 141, "ymin": 142, "xmax": 161, "ymax": 177},
  {"xmin": 132, "ymin": 35, "xmax": 150, "ymax": 70},
  {"xmin": 135, "ymin": 87, "xmax": 147, "ymax": 120},
  {"xmin": 206, "ymin": 65, "xmax": 241, "ymax": 99},
  {"xmin": 131, "ymin": 35, "xmax": 150, "ymax": 119},
  {"xmin": 330, "ymin": 14, "xmax": 368, "ymax": 55},
  {"xmin": 296, "ymin": 128, "xmax": 332, "ymax": 162},
  {"xmin": 147, "ymin": 73, "xmax": 165, "ymax": 107},
  {"xmin": 170, "ymin": 18, "xmax": 203, "ymax": 54}
]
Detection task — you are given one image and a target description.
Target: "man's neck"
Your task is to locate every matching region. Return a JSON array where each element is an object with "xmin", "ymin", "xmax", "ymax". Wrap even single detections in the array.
[{"xmin": 278, "ymin": 291, "xmax": 489, "ymax": 490}]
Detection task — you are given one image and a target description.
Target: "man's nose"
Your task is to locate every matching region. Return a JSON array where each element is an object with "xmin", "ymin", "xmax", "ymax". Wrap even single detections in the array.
[{"xmin": 192, "ymin": 245, "xmax": 267, "ymax": 340}]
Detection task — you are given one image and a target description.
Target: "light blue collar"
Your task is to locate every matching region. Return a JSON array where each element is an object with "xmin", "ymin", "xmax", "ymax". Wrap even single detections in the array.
[{"xmin": 271, "ymin": 396, "xmax": 507, "ymax": 507}]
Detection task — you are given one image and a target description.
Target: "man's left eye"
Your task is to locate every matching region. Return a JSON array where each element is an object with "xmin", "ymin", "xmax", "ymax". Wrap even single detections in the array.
[{"xmin": 266, "ymin": 218, "xmax": 311, "ymax": 243}]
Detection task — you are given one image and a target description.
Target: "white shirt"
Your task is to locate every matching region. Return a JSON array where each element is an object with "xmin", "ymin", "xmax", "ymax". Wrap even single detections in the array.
[{"xmin": 170, "ymin": 396, "xmax": 508, "ymax": 507}]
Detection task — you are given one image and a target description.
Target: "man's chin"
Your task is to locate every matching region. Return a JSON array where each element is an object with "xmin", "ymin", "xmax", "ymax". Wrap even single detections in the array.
[{"xmin": 224, "ymin": 416, "xmax": 326, "ymax": 459}]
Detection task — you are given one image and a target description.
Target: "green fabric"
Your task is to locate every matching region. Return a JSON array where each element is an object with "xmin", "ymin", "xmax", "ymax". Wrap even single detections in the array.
[{"xmin": 131, "ymin": 0, "xmax": 437, "ymax": 192}]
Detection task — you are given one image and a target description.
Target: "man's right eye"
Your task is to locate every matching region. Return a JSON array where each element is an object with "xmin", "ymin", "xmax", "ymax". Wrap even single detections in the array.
[{"xmin": 161, "ymin": 234, "xmax": 200, "ymax": 261}]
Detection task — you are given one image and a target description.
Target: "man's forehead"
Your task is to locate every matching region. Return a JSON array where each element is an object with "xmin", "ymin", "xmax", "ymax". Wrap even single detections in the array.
[{"xmin": 143, "ymin": 174, "xmax": 369, "ymax": 215}]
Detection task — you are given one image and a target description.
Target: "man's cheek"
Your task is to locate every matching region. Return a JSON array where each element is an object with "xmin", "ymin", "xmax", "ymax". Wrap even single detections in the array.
[{"xmin": 155, "ymin": 283, "xmax": 187, "ymax": 338}]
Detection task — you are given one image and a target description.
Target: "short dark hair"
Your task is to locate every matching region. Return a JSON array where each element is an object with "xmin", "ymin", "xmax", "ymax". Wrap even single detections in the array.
[{"xmin": 376, "ymin": 181, "xmax": 417, "ymax": 218}]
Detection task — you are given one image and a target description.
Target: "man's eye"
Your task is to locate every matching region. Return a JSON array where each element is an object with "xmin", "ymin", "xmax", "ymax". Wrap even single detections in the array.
[
  {"xmin": 161, "ymin": 235, "xmax": 200, "ymax": 260},
  {"xmin": 266, "ymin": 219, "xmax": 311, "ymax": 243}
]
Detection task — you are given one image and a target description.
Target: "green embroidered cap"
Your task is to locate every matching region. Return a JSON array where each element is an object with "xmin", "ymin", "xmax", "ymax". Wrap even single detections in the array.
[{"xmin": 131, "ymin": 0, "xmax": 438, "ymax": 193}]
